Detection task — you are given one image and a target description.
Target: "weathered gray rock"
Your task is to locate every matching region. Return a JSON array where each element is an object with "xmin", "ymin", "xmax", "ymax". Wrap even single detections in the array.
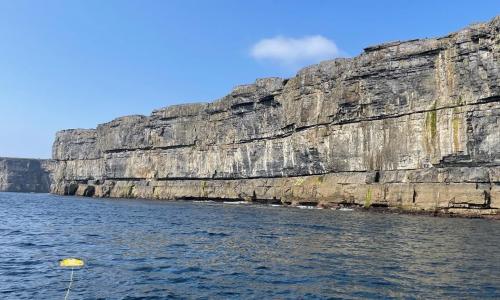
[
  {"xmin": 51, "ymin": 17, "xmax": 500, "ymax": 215},
  {"xmin": 0, "ymin": 158, "xmax": 54, "ymax": 193}
]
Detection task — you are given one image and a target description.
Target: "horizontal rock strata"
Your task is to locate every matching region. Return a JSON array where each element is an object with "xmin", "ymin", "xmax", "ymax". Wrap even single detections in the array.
[
  {"xmin": 51, "ymin": 17, "xmax": 500, "ymax": 215},
  {"xmin": 0, "ymin": 158, "xmax": 54, "ymax": 193}
]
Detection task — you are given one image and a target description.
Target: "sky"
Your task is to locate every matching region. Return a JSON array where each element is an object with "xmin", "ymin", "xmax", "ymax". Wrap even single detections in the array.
[{"xmin": 0, "ymin": 0, "xmax": 498, "ymax": 159}]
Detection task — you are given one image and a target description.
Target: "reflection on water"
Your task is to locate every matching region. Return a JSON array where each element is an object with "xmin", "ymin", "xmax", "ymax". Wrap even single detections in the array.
[{"xmin": 0, "ymin": 193, "xmax": 499, "ymax": 299}]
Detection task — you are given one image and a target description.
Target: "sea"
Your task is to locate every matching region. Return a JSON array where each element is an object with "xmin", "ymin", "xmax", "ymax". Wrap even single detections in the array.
[{"xmin": 1, "ymin": 192, "xmax": 499, "ymax": 299}]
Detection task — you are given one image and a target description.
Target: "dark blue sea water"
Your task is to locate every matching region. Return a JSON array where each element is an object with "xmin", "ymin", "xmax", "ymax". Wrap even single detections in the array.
[{"xmin": 0, "ymin": 193, "xmax": 499, "ymax": 299}]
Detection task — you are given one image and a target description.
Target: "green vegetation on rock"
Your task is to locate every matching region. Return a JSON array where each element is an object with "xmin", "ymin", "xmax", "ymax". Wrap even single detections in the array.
[{"xmin": 364, "ymin": 187, "xmax": 372, "ymax": 208}]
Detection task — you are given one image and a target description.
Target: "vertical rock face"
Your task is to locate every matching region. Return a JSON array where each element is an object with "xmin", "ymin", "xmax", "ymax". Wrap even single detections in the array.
[
  {"xmin": 51, "ymin": 17, "xmax": 500, "ymax": 215},
  {"xmin": 0, "ymin": 158, "xmax": 53, "ymax": 193}
]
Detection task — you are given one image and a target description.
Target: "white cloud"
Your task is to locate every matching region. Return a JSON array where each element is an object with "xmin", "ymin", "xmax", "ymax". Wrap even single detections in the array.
[{"xmin": 250, "ymin": 35, "xmax": 341, "ymax": 66}]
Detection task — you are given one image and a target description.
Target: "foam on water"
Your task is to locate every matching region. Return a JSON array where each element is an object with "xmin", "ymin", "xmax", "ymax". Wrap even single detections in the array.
[
  {"xmin": 296, "ymin": 205, "xmax": 317, "ymax": 209},
  {"xmin": 338, "ymin": 207, "xmax": 354, "ymax": 211}
]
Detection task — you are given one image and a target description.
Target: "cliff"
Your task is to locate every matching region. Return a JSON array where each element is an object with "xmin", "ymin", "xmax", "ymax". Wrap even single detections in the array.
[
  {"xmin": 51, "ymin": 17, "xmax": 500, "ymax": 216},
  {"xmin": 0, "ymin": 158, "xmax": 54, "ymax": 193}
]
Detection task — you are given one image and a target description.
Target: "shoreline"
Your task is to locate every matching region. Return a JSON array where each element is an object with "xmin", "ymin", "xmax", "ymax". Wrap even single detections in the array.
[{"xmin": 47, "ymin": 192, "xmax": 500, "ymax": 220}]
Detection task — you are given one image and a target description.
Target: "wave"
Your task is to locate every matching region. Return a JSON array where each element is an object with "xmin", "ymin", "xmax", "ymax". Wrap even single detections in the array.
[{"xmin": 223, "ymin": 201, "xmax": 249, "ymax": 205}]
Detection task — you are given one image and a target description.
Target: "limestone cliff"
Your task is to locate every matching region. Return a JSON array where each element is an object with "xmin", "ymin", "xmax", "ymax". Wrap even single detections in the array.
[
  {"xmin": 51, "ymin": 17, "xmax": 500, "ymax": 215},
  {"xmin": 0, "ymin": 158, "xmax": 53, "ymax": 193}
]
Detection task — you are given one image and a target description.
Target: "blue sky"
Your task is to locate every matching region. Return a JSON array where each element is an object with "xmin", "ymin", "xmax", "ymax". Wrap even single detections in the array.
[{"xmin": 0, "ymin": 0, "xmax": 498, "ymax": 158}]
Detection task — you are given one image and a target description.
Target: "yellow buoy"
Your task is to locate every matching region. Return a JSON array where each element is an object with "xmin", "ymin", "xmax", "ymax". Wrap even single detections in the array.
[
  {"xmin": 60, "ymin": 258, "xmax": 85, "ymax": 300},
  {"xmin": 60, "ymin": 258, "xmax": 85, "ymax": 268}
]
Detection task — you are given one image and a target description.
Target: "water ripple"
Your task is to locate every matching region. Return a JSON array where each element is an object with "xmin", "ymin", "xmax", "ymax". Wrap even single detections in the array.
[{"xmin": 0, "ymin": 192, "xmax": 499, "ymax": 299}]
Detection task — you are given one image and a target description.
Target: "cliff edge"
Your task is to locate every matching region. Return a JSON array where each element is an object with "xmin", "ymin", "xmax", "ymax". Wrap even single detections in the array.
[
  {"xmin": 0, "ymin": 158, "xmax": 54, "ymax": 193},
  {"xmin": 51, "ymin": 17, "xmax": 500, "ymax": 216}
]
